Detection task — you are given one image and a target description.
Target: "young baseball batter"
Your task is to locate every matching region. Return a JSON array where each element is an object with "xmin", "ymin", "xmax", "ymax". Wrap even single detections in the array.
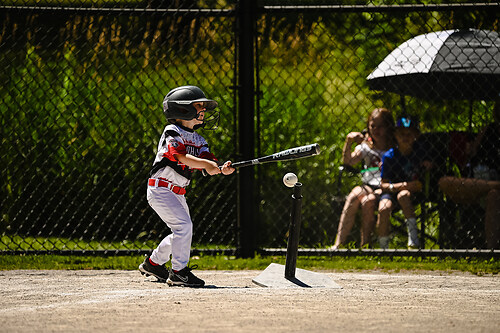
[{"xmin": 139, "ymin": 85, "xmax": 234, "ymax": 287}]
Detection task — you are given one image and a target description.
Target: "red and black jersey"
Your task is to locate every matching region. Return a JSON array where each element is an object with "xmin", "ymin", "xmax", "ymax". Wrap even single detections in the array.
[{"xmin": 150, "ymin": 124, "xmax": 216, "ymax": 187}]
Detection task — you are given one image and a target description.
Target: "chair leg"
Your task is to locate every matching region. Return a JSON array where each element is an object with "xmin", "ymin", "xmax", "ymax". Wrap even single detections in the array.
[{"xmin": 420, "ymin": 205, "xmax": 426, "ymax": 249}]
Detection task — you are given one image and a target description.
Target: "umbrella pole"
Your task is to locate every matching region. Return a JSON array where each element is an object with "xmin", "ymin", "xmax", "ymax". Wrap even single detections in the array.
[{"xmin": 468, "ymin": 100, "xmax": 473, "ymax": 132}]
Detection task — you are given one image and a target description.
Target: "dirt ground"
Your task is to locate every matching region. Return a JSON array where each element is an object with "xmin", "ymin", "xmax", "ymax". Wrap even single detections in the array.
[{"xmin": 0, "ymin": 269, "xmax": 499, "ymax": 333}]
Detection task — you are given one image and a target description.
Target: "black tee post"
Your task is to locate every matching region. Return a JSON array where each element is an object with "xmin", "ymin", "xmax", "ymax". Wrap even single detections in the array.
[{"xmin": 285, "ymin": 182, "xmax": 303, "ymax": 279}]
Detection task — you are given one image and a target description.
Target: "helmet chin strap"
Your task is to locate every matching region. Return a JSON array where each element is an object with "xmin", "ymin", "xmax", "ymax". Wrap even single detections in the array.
[{"xmin": 195, "ymin": 111, "xmax": 205, "ymax": 121}]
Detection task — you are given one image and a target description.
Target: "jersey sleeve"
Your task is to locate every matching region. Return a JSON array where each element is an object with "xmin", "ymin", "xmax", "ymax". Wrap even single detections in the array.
[
  {"xmin": 162, "ymin": 129, "xmax": 187, "ymax": 161},
  {"xmin": 199, "ymin": 144, "xmax": 217, "ymax": 161}
]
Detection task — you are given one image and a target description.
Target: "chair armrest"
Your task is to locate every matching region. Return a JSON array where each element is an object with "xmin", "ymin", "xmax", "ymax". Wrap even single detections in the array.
[{"xmin": 339, "ymin": 164, "xmax": 360, "ymax": 174}]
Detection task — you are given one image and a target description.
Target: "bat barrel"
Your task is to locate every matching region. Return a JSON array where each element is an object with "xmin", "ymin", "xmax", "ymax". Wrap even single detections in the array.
[{"xmin": 230, "ymin": 143, "xmax": 321, "ymax": 169}]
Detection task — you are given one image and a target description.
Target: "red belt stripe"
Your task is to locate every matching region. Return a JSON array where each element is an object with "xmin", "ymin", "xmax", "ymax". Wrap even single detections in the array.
[{"xmin": 148, "ymin": 178, "xmax": 186, "ymax": 195}]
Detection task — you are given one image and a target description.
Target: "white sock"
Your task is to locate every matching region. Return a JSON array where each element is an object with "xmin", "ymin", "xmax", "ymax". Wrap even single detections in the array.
[
  {"xmin": 407, "ymin": 217, "xmax": 417, "ymax": 229},
  {"xmin": 407, "ymin": 218, "xmax": 419, "ymax": 247}
]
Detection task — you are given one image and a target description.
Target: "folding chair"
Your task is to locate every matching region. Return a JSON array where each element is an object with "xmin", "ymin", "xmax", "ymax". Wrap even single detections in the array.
[{"xmin": 437, "ymin": 131, "xmax": 486, "ymax": 249}]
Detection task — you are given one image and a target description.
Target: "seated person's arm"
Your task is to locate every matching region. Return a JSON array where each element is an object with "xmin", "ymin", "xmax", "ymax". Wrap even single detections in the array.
[
  {"xmin": 342, "ymin": 132, "xmax": 365, "ymax": 166},
  {"xmin": 381, "ymin": 179, "xmax": 423, "ymax": 193}
]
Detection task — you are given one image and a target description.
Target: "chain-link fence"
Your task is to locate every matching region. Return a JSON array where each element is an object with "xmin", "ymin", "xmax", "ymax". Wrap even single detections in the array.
[{"xmin": 1, "ymin": 1, "xmax": 499, "ymax": 257}]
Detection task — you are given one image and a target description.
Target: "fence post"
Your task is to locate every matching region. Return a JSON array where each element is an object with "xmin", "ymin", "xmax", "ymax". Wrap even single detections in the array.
[{"xmin": 236, "ymin": 0, "xmax": 257, "ymax": 258}]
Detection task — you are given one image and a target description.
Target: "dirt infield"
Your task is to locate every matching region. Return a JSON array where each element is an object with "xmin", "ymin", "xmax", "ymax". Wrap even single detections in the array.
[{"xmin": 0, "ymin": 269, "xmax": 499, "ymax": 332}]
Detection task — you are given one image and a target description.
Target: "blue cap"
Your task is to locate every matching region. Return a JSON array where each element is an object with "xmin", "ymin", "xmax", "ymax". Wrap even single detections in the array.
[{"xmin": 396, "ymin": 116, "xmax": 419, "ymax": 130}]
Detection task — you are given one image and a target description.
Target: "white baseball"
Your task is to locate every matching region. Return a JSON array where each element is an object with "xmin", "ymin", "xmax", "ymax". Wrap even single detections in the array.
[{"xmin": 283, "ymin": 172, "xmax": 298, "ymax": 188}]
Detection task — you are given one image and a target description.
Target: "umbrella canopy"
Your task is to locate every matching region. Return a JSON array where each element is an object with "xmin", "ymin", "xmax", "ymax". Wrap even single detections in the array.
[{"xmin": 367, "ymin": 29, "xmax": 500, "ymax": 101}]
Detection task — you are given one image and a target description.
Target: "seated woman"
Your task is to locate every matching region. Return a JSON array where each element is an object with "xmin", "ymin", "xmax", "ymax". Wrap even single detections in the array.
[
  {"xmin": 439, "ymin": 101, "xmax": 500, "ymax": 249},
  {"xmin": 332, "ymin": 108, "xmax": 395, "ymax": 249}
]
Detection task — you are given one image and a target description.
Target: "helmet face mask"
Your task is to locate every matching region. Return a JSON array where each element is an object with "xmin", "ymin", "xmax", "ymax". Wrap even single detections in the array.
[{"xmin": 195, "ymin": 108, "xmax": 220, "ymax": 130}]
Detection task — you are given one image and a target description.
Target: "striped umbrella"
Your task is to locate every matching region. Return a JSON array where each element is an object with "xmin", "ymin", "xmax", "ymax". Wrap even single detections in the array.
[{"xmin": 367, "ymin": 29, "xmax": 500, "ymax": 101}]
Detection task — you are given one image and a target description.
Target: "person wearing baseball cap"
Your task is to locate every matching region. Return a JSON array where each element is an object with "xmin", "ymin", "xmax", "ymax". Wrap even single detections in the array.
[{"xmin": 376, "ymin": 114, "xmax": 429, "ymax": 249}]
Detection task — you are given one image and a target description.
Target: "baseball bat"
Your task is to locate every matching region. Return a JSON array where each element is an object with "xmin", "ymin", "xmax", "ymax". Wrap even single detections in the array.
[
  {"xmin": 203, "ymin": 143, "xmax": 321, "ymax": 176},
  {"xmin": 231, "ymin": 143, "xmax": 321, "ymax": 168}
]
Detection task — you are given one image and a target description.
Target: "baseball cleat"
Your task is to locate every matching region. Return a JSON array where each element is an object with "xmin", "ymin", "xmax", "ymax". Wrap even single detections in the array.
[
  {"xmin": 139, "ymin": 256, "xmax": 169, "ymax": 282},
  {"xmin": 167, "ymin": 265, "xmax": 205, "ymax": 288}
]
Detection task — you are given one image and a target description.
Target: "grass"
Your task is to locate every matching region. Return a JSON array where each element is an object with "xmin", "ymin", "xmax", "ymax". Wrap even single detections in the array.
[
  {"xmin": 0, "ymin": 254, "xmax": 498, "ymax": 275},
  {"xmin": 1, "ymin": 237, "xmax": 498, "ymax": 275}
]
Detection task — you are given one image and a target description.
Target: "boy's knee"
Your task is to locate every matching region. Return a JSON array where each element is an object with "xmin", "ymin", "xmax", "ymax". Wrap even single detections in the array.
[
  {"xmin": 397, "ymin": 190, "xmax": 411, "ymax": 201},
  {"xmin": 170, "ymin": 219, "xmax": 193, "ymax": 235},
  {"xmin": 378, "ymin": 199, "xmax": 393, "ymax": 214}
]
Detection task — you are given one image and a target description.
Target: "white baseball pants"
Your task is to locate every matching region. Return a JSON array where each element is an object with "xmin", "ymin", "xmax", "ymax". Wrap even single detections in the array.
[{"xmin": 147, "ymin": 186, "xmax": 192, "ymax": 271}]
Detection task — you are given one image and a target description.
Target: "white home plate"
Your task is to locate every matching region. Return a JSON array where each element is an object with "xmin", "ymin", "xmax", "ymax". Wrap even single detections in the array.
[{"xmin": 252, "ymin": 263, "xmax": 342, "ymax": 289}]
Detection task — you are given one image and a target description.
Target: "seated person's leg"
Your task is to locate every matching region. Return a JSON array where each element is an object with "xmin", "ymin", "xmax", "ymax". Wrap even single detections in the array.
[
  {"xmin": 397, "ymin": 190, "xmax": 419, "ymax": 248},
  {"xmin": 439, "ymin": 176, "xmax": 500, "ymax": 204},
  {"xmin": 377, "ymin": 195, "xmax": 393, "ymax": 249},
  {"xmin": 397, "ymin": 189, "xmax": 415, "ymax": 219},
  {"xmin": 333, "ymin": 186, "xmax": 363, "ymax": 248},
  {"xmin": 485, "ymin": 189, "xmax": 500, "ymax": 249},
  {"xmin": 360, "ymin": 190, "xmax": 377, "ymax": 247}
]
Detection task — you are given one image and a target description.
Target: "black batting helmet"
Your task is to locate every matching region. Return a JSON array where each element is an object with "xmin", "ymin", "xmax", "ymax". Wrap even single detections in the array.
[{"xmin": 163, "ymin": 85, "xmax": 218, "ymax": 120}]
